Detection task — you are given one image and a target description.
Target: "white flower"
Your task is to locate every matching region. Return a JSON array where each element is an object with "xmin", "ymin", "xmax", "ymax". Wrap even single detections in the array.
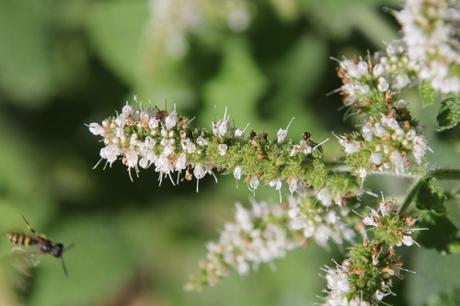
[
  {"xmin": 370, "ymin": 152, "xmax": 383, "ymax": 165},
  {"xmin": 362, "ymin": 210, "xmax": 378, "ymax": 227},
  {"xmin": 287, "ymin": 178, "xmax": 298, "ymax": 194},
  {"xmin": 88, "ymin": 123, "xmax": 104, "ymax": 136},
  {"xmin": 181, "ymin": 138, "xmax": 196, "ymax": 153},
  {"xmin": 394, "ymin": 74, "xmax": 410, "ymax": 89},
  {"xmin": 287, "ymin": 194, "xmax": 354, "ymax": 248},
  {"xmin": 412, "ymin": 135, "xmax": 430, "ymax": 163},
  {"xmin": 233, "ymin": 165, "xmax": 242, "ymax": 180},
  {"xmin": 277, "ymin": 117, "xmax": 295, "ymax": 144},
  {"xmin": 356, "ymin": 61, "xmax": 368, "ymax": 76},
  {"xmin": 155, "ymin": 154, "xmax": 174, "ymax": 174},
  {"xmin": 315, "ymin": 225, "xmax": 331, "ymax": 246},
  {"xmin": 165, "ymin": 110, "xmax": 177, "ymax": 130},
  {"xmin": 193, "ymin": 164, "xmax": 206, "ymax": 179},
  {"xmin": 234, "ymin": 123, "xmax": 249, "ymax": 138},
  {"xmin": 149, "ymin": 117, "xmax": 159, "ymax": 129},
  {"xmin": 122, "ymin": 104, "xmax": 133, "ymax": 117},
  {"xmin": 100, "ymin": 144, "xmax": 120, "ymax": 164},
  {"xmin": 377, "ymin": 77, "xmax": 389, "ymax": 92},
  {"xmin": 249, "ymin": 175, "xmax": 259, "ymax": 190},
  {"xmin": 235, "ymin": 203, "xmax": 253, "ymax": 231},
  {"xmin": 338, "ymin": 137, "xmax": 360, "ymax": 154},
  {"xmin": 125, "ymin": 149, "xmax": 138, "ymax": 168},
  {"xmin": 399, "ymin": 235, "xmax": 416, "ymax": 247},
  {"xmin": 268, "ymin": 179, "xmax": 282, "ymax": 190},
  {"xmin": 317, "ymin": 188, "xmax": 332, "ymax": 207},
  {"xmin": 175, "ymin": 153, "xmax": 187, "ymax": 171},
  {"xmin": 212, "ymin": 108, "xmax": 229, "ymax": 138},
  {"xmin": 372, "ymin": 64, "xmax": 384, "ymax": 77},
  {"xmin": 196, "ymin": 136, "xmax": 209, "ymax": 146},
  {"xmin": 276, "ymin": 128, "xmax": 288, "ymax": 144},
  {"xmin": 218, "ymin": 144, "xmax": 228, "ymax": 156}
]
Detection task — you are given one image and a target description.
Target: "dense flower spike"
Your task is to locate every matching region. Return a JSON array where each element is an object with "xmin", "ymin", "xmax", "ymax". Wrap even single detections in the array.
[
  {"xmin": 337, "ymin": 42, "xmax": 416, "ymax": 117},
  {"xmin": 185, "ymin": 200, "xmax": 301, "ymax": 291},
  {"xmin": 396, "ymin": 0, "xmax": 460, "ymax": 93},
  {"xmin": 186, "ymin": 194, "xmax": 358, "ymax": 291},
  {"xmin": 322, "ymin": 198, "xmax": 417, "ymax": 305},
  {"xmin": 287, "ymin": 193, "xmax": 355, "ymax": 247},
  {"xmin": 88, "ymin": 102, "xmax": 339, "ymax": 195},
  {"xmin": 339, "ymin": 113, "xmax": 430, "ymax": 176},
  {"xmin": 336, "ymin": 42, "xmax": 431, "ymax": 177}
]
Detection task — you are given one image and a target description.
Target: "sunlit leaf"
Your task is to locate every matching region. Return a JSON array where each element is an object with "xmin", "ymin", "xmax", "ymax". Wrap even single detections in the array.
[{"xmin": 437, "ymin": 95, "xmax": 460, "ymax": 131}]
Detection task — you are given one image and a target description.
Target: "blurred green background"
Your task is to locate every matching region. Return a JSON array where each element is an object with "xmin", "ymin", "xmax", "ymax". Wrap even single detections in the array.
[{"xmin": 0, "ymin": 0, "xmax": 459, "ymax": 305}]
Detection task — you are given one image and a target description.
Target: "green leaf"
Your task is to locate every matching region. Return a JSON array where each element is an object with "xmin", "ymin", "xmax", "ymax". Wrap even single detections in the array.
[
  {"xmin": 408, "ymin": 249, "xmax": 460, "ymax": 306},
  {"xmin": 416, "ymin": 211, "xmax": 460, "ymax": 253},
  {"xmin": 420, "ymin": 80, "xmax": 437, "ymax": 108},
  {"xmin": 437, "ymin": 95, "xmax": 460, "ymax": 131},
  {"xmin": 416, "ymin": 177, "xmax": 446, "ymax": 214}
]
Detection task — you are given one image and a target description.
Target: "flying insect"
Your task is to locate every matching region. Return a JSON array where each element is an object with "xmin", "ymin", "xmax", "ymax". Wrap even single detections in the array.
[{"xmin": 5, "ymin": 216, "xmax": 73, "ymax": 277}]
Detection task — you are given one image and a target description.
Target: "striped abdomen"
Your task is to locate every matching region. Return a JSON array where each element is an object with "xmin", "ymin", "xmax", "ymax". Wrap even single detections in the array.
[{"xmin": 5, "ymin": 232, "xmax": 37, "ymax": 247}]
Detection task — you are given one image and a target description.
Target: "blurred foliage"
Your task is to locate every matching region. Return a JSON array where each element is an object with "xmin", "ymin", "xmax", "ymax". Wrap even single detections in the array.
[{"xmin": 0, "ymin": 0, "xmax": 459, "ymax": 305}]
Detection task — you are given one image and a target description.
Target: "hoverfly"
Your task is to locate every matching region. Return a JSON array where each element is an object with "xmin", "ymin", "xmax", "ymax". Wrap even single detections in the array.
[{"xmin": 5, "ymin": 216, "xmax": 73, "ymax": 277}]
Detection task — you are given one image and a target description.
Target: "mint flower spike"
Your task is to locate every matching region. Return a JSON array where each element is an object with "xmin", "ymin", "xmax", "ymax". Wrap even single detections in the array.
[
  {"xmin": 334, "ymin": 41, "xmax": 432, "ymax": 179},
  {"xmin": 339, "ymin": 113, "xmax": 431, "ymax": 178},
  {"xmin": 322, "ymin": 198, "xmax": 417, "ymax": 306},
  {"xmin": 337, "ymin": 42, "xmax": 416, "ymax": 118},
  {"xmin": 186, "ymin": 193, "xmax": 357, "ymax": 292},
  {"xmin": 396, "ymin": 0, "xmax": 460, "ymax": 94},
  {"xmin": 88, "ymin": 102, "xmax": 334, "ymax": 195}
]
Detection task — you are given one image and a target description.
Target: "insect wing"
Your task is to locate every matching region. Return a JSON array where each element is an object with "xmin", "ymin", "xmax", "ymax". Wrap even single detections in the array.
[{"xmin": 8, "ymin": 247, "xmax": 43, "ymax": 276}]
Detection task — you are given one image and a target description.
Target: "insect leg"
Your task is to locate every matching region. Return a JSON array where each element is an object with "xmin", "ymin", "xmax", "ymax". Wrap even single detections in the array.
[{"xmin": 22, "ymin": 215, "xmax": 47, "ymax": 239}]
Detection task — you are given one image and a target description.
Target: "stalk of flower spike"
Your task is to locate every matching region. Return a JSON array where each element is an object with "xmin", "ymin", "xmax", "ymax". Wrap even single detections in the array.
[
  {"xmin": 185, "ymin": 194, "xmax": 358, "ymax": 291},
  {"xmin": 396, "ymin": 0, "xmax": 460, "ymax": 94},
  {"xmin": 322, "ymin": 198, "xmax": 418, "ymax": 305},
  {"xmin": 88, "ymin": 103, "xmax": 356, "ymax": 195}
]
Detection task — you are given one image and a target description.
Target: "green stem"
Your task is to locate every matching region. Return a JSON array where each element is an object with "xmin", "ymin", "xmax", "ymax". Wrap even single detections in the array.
[
  {"xmin": 428, "ymin": 169, "xmax": 460, "ymax": 180},
  {"xmin": 324, "ymin": 161, "xmax": 460, "ymax": 181},
  {"xmin": 398, "ymin": 179, "xmax": 423, "ymax": 214}
]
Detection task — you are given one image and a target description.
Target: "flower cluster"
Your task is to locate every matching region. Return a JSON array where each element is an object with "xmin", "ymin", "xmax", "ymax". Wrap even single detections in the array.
[
  {"xmin": 338, "ymin": 112, "xmax": 430, "ymax": 177},
  {"xmin": 396, "ymin": 0, "xmax": 460, "ymax": 94},
  {"xmin": 185, "ymin": 199, "xmax": 301, "ymax": 291},
  {"xmin": 363, "ymin": 199, "xmax": 418, "ymax": 247},
  {"xmin": 336, "ymin": 39, "xmax": 431, "ymax": 177},
  {"xmin": 322, "ymin": 261, "xmax": 370, "ymax": 306},
  {"xmin": 322, "ymin": 199, "xmax": 417, "ymax": 305},
  {"xmin": 287, "ymin": 193, "xmax": 355, "ymax": 247},
  {"xmin": 337, "ymin": 42, "xmax": 416, "ymax": 117},
  {"xmin": 186, "ymin": 192, "xmax": 359, "ymax": 291},
  {"xmin": 89, "ymin": 102, "xmax": 341, "ymax": 195}
]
